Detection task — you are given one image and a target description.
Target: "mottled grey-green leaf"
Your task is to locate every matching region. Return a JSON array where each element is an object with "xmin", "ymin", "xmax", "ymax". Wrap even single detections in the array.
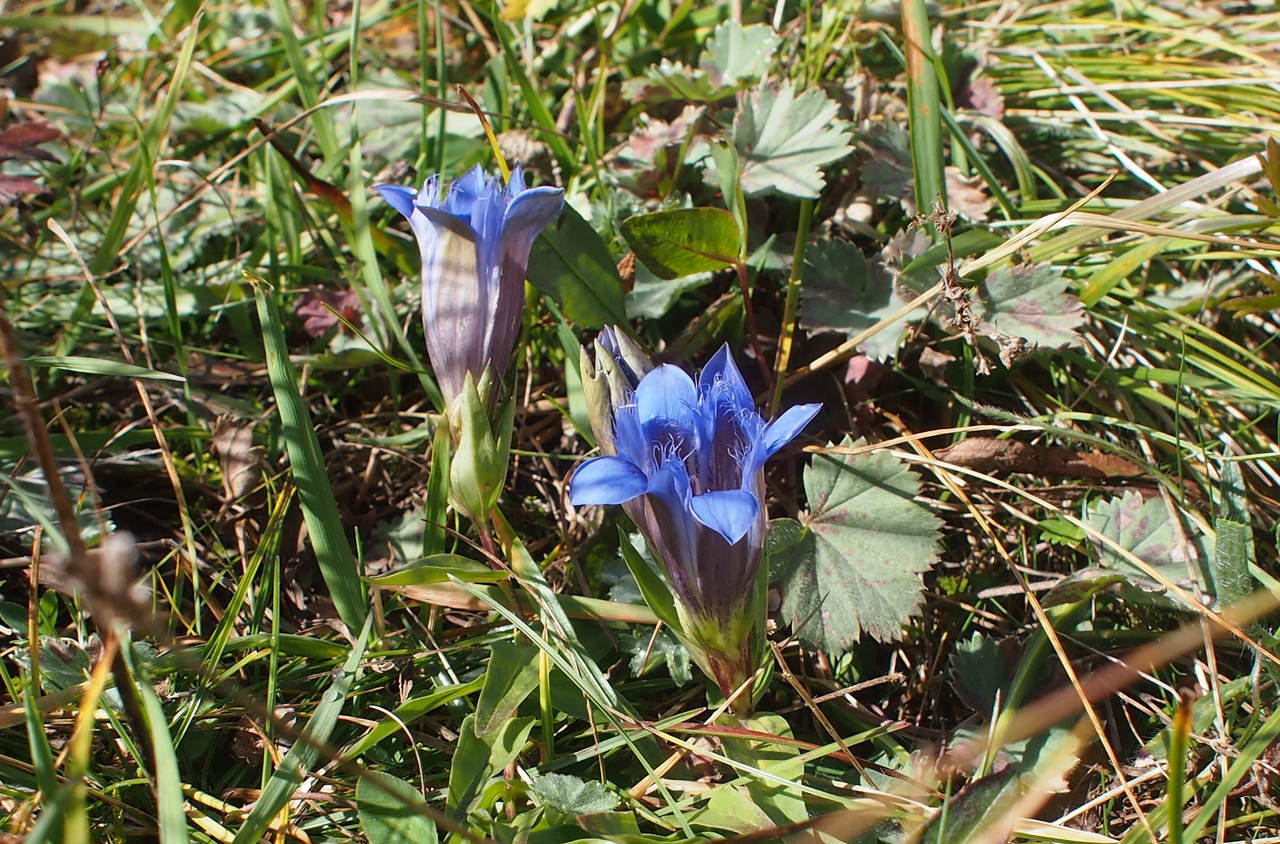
[
  {"xmin": 1083, "ymin": 491, "xmax": 1212, "ymax": 603},
  {"xmin": 777, "ymin": 439, "xmax": 941, "ymax": 650},
  {"xmin": 732, "ymin": 83, "xmax": 852, "ymax": 198},
  {"xmin": 529, "ymin": 772, "xmax": 621, "ymax": 816},
  {"xmin": 975, "ymin": 264, "xmax": 1084, "ymax": 349}
]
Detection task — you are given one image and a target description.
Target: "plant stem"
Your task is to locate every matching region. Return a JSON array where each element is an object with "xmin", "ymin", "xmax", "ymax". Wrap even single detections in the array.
[{"xmin": 770, "ymin": 198, "xmax": 813, "ymax": 416}]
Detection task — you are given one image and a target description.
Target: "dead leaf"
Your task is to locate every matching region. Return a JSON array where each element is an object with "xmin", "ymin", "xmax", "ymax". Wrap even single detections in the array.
[
  {"xmin": 210, "ymin": 415, "xmax": 263, "ymax": 502},
  {"xmin": 933, "ymin": 438, "xmax": 1144, "ymax": 480},
  {"xmin": 945, "ymin": 166, "xmax": 994, "ymax": 222},
  {"xmin": 0, "ymin": 122, "xmax": 60, "ymax": 161},
  {"xmin": 294, "ymin": 288, "xmax": 361, "ymax": 338},
  {"xmin": 0, "ymin": 174, "xmax": 43, "ymax": 202}
]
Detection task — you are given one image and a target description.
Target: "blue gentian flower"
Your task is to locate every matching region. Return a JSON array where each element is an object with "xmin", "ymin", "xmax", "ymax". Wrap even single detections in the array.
[
  {"xmin": 375, "ymin": 165, "xmax": 564, "ymax": 407},
  {"xmin": 570, "ymin": 341, "xmax": 819, "ymax": 702}
]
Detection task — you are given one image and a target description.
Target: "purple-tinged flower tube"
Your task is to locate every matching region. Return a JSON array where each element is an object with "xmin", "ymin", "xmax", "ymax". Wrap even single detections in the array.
[
  {"xmin": 571, "ymin": 339, "xmax": 820, "ymax": 708},
  {"xmin": 375, "ymin": 165, "xmax": 563, "ymax": 408}
]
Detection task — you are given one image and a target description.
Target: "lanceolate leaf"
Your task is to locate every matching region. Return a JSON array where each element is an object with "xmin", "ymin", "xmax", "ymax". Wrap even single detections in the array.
[
  {"xmin": 621, "ymin": 208, "xmax": 740, "ymax": 279},
  {"xmin": 527, "ymin": 205, "xmax": 628, "ymax": 328},
  {"xmin": 777, "ymin": 439, "xmax": 941, "ymax": 650},
  {"xmin": 731, "ymin": 82, "xmax": 852, "ymax": 198},
  {"xmin": 975, "ymin": 264, "xmax": 1085, "ymax": 349}
]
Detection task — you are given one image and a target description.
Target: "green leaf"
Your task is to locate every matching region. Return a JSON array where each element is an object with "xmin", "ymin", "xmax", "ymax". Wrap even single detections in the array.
[
  {"xmin": 357, "ymin": 771, "xmax": 438, "ymax": 844},
  {"xmin": 1213, "ymin": 519, "xmax": 1254, "ymax": 606},
  {"xmin": 634, "ymin": 21, "xmax": 777, "ymax": 103},
  {"xmin": 527, "ymin": 205, "xmax": 628, "ymax": 328},
  {"xmin": 25, "ymin": 355, "xmax": 185, "ymax": 382},
  {"xmin": 799, "ymin": 239, "xmax": 910, "ymax": 361},
  {"xmin": 619, "ymin": 529, "xmax": 682, "ymax": 633},
  {"xmin": 529, "ymin": 773, "xmax": 621, "ymax": 816},
  {"xmin": 948, "ymin": 632, "xmax": 1012, "ymax": 714},
  {"xmin": 446, "ymin": 714, "xmax": 536, "ymax": 816},
  {"xmin": 231, "ymin": 619, "xmax": 371, "ymax": 844},
  {"xmin": 690, "ymin": 784, "xmax": 774, "ymax": 833},
  {"xmin": 1083, "ymin": 491, "xmax": 1211, "ymax": 600},
  {"xmin": 918, "ymin": 767, "xmax": 1024, "ymax": 844},
  {"xmin": 721, "ymin": 713, "xmax": 806, "ymax": 826},
  {"xmin": 122, "ymin": 646, "xmax": 188, "ymax": 844},
  {"xmin": 702, "ymin": 21, "xmax": 779, "ymax": 88},
  {"xmin": 1039, "ymin": 517, "xmax": 1085, "ymax": 546},
  {"xmin": 621, "ymin": 626, "xmax": 692, "ymax": 684},
  {"xmin": 732, "ymin": 82, "xmax": 852, "ymax": 198},
  {"xmin": 342, "ymin": 679, "xmax": 482, "ymax": 760},
  {"xmin": 778, "ymin": 438, "xmax": 941, "ymax": 650},
  {"xmin": 365, "ymin": 555, "xmax": 510, "ymax": 586},
  {"xmin": 254, "ymin": 280, "xmax": 367, "ymax": 633},
  {"xmin": 475, "ymin": 643, "xmax": 542, "ymax": 737},
  {"xmin": 626, "ymin": 263, "xmax": 714, "ymax": 320},
  {"xmin": 1212, "ymin": 451, "xmax": 1254, "ymax": 605},
  {"xmin": 621, "ymin": 208, "xmax": 739, "ymax": 280},
  {"xmin": 974, "ymin": 265, "xmax": 1085, "ymax": 349}
]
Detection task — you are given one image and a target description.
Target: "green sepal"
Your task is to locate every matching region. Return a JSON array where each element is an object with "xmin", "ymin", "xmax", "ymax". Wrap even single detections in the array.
[{"xmin": 447, "ymin": 370, "xmax": 509, "ymax": 526}]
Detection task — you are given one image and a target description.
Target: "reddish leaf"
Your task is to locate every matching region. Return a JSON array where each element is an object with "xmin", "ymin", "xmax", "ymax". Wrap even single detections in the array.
[
  {"xmin": 0, "ymin": 122, "xmax": 60, "ymax": 162},
  {"xmin": 295, "ymin": 288, "xmax": 362, "ymax": 338},
  {"xmin": 0, "ymin": 174, "xmax": 43, "ymax": 202}
]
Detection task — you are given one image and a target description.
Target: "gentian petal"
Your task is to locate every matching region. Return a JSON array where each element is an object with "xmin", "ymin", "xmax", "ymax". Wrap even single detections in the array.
[
  {"xmin": 610, "ymin": 405, "xmax": 648, "ymax": 466},
  {"xmin": 698, "ymin": 344, "xmax": 752, "ymax": 412},
  {"xmin": 508, "ymin": 163, "xmax": 528, "ymax": 193},
  {"xmin": 502, "ymin": 186, "xmax": 565, "ymax": 253},
  {"xmin": 569, "ymin": 456, "xmax": 648, "ymax": 506},
  {"xmin": 762, "ymin": 403, "xmax": 821, "ymax": 456},
  {"xmin": 635, "ymin": 364, "xmax": 699, "ymax": 440},
  {"xmin": 690, "ymin": 490, "xmax": 759, "ymax": 545},
  {"xmin": 442, "ymin": 165, "xmax": 488, "ymax": 216},
  {"xmin": 418, "ymin": 216, "xmax": 481, "ymax": 404},
  {"xmin": 637, "ymin": 459, "xmax": 700, "ymax": 605},
  {"xmin": 374, "ymin": 184, "xmax": 418, "ymax": 221}
]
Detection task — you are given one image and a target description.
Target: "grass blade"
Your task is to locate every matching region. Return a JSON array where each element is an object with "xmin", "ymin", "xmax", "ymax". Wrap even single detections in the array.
[
  {"xmin": 230, "ymin": 618, "xmax": 372, "ymax": 844},
  {"xmin": 250, "ymin": 272, "xmax": 368, "ymax": 633}
]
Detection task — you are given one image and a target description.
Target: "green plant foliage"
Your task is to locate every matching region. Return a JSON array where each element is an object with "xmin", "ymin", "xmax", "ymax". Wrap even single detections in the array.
[
  {"xmin": 636, "ymin": 20, "xmax": 778, "ymax": 102},
  {"xmin": 729, "ymin": 82, "xmax": 852, "ymax": 198},
  {"xmin": 527, "ymin": 205, "xmax": 629, "ymax": 327},
  {"xmin": 356, "ymin": 772, "xmax": 438, "ymax": 844},
  {"xmin": 621, "ymin": 207, "xmax": 740, "ymax": 279},
  {"xmin": 1083, "ymin": 491, "xmax": 1213, "ymax": 600},
  {"xmin": 775, "ymin": 438, "xmax": 942, "ymax": 650},
  {"xmin": 528, "ymin": 773, "xmax": 621, "ymax": 816},
  {"xmin": 799, "ymin": 239, "xmax": 911, "ymax": 360}
]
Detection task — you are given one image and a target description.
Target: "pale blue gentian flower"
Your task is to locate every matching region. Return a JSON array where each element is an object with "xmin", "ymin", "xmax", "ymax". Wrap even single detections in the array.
[
  {"xmin": 375, "ymin": 165, "xmax": 563, "ymax": 407},
  {"xmin": 571, "ymin": 340, "xmax": 819, "ymax": 704}
]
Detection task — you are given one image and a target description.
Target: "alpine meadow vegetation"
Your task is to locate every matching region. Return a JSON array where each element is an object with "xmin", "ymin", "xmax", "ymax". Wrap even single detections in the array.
[{"xmin": 4, "ymin": 1, "xmax": 1280, "ymax": 843}]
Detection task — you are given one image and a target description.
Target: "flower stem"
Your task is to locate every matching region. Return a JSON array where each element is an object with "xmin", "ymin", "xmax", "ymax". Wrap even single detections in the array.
[
  {"xmin": 735, "ymin": 261, "xmax": 772, "ymax": 390},
  {"xmin": 770, "ymin": 197, "xmax": 813, "ymax": 416}
]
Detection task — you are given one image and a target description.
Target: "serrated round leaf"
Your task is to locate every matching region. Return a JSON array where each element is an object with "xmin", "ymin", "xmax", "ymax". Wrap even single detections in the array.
[
  {"xmin": 356, "ymin": 771, "xmax": 438, "ymax": 844},
  {"xmin": 733, "ymin": 83, "xmax": 852, "ymax": 198},
  {"xmin": 778, "ymin": 439, "xmax": 941, "ymax": 650},
  {"xmin": 975, "ymin": 265, "xmax": 1084, "ymax": 349},
  {"xmin": 799, "ymin": 239, "xmax": 909, "ymax": 361},
  {"xmin": 1083, "ymin": 491, "xmax": 1211, "ymax": 603},
  {"xmin": 702, "ymin": 21, "xmax": 778, "ymax": 87},
  {"xmin": 530, "ymin": 772, "xmax": 621, "ymax": 816},
  {"xmin": 621, "ymin": 208, "xmax": 740, "ymax": 279}
]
